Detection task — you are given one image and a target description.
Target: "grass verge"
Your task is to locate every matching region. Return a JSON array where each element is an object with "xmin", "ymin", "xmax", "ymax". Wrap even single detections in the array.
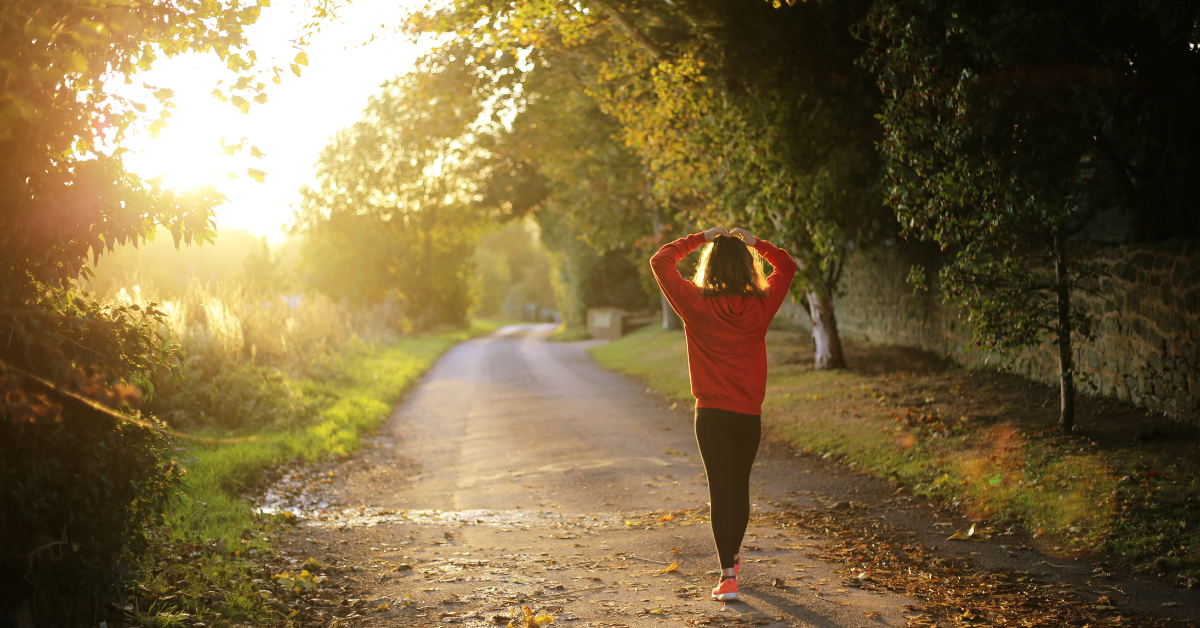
[
  {"xmin": 124, "ymin": 321, "xmax": 500, "ymax": 628},
  {"xmin": 590, "ymin": 325, "xmax": 1199, "ymax": 586},
  {"xmin": 546, "ymin": 324, "xmax": 592, "ymax": 342}
]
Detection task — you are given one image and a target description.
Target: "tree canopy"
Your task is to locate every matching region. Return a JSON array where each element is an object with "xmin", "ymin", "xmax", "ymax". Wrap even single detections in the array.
[
  {"xmin": 0, "ymin": 0, "xmax": 313, "ymax": 388},
  {"xmin": 293, "ymin": 56, "xmax": 498, "ymax": 329},
  {"xmin": 407, "ymin": 0, "xmax": 893, "ymax": 364},
  {"xmin": 863, "ymin": 0, "xmax": 1200, "ymax": 427}
]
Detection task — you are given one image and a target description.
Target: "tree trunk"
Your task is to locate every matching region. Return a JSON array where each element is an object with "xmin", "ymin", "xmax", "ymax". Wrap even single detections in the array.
[
  {"xmin": 1054, "ymin": 233, "xmax": 1075, "ymax": 430},
  {"xmin": 807, "ymin": 288, "xmax": 845, "ymax": 370},
  {"xmin": 662, "ymin": 293, "xmax": 683, "ymax": 330}
]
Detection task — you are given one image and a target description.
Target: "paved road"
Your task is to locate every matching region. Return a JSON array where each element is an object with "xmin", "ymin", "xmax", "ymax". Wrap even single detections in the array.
[{"xmin": 272, "ymin": 324, "xmax": 916, "ymax": 627}]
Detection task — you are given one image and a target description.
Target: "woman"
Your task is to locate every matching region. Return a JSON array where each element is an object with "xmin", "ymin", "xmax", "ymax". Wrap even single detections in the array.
[{"xmin": 650, "ymin": 226, "xmax": 797, "ymax": 602}]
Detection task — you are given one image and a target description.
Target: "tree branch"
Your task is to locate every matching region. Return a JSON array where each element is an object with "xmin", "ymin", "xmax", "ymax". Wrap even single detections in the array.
[
  {"xmin": 0, "ymin": 359, "xmax": 256, "ymax": 444},
  {"xmin": 590, "ymin": 0, "xmax": 669, "ymax": 62}
]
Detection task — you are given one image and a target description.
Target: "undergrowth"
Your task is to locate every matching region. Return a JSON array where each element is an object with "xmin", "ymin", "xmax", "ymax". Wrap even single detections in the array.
[{"xmin": 590, "ymin": 326, "xmax": 1199, "ymax": 586}]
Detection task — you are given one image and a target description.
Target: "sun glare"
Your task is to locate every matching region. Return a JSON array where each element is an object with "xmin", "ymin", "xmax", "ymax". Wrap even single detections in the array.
[
  {"xmin": 127, "ymin": 122, "xmax": 229, "ymax": 191},
  {"xmin": 114, "ymin": 0, "xmax": 427, "ymax": 241}
]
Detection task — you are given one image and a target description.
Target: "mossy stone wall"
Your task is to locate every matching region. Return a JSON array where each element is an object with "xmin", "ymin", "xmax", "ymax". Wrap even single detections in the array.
[{"xmin": 777, "ymin": 240, "xmax": 1200, "ymax": 421}]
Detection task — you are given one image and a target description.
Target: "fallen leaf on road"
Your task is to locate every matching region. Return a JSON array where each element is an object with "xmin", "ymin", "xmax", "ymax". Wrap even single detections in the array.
[
  {"xmin": 660, "ymin": 562, "xmax": 679, "ymax": 574},
  {"xmin": 507, "ymin": 605, "xmax": 554, "ymax": 628},
  {"xmin": 947, "ymin": 524, "xmax": 990, "ymax": 541}
]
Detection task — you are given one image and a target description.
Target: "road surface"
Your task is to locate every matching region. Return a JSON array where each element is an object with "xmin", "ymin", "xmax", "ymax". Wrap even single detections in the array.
[
  {"xmin": 264, "ymin": 324, "xmax": 915, "ymax": 627},
  {"xmin": 259, "ymin": 324, "xmax": 1194, "ymax": 628}
]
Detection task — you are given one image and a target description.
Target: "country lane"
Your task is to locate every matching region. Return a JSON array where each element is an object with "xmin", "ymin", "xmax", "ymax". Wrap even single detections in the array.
[{"xmin": 259, "ymin": 324, "xmax": 919, "ymax": 628}]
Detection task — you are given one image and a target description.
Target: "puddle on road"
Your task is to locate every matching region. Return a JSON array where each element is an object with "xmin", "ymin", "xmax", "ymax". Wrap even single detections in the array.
[
  {"xmin": 252, "ymin": 461, "xmax": 710, "ymax": 535},
  {"xmin": 253, "ymin": 463, "xmax": 623, "ymax": 528},
  {"xmin": 291, "ymin": 506, "xmax": 621, "ymax": 530}
]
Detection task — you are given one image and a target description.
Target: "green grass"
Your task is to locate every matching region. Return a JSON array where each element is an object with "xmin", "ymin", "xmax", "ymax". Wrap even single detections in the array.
[
  {"xmin": 589, "ymin": 326, "xmax": 687, "ymax": 391},
  {"xmin": 129, "ymin": 321, "xmax": 500, "ymax": 626},
  {"xmin": 590, "ymin": 325, "xmax": 1199, "ymax": 584},
  {"xmin": 546, "ymin": 325, "xmax": 593, "ymax": 342}
]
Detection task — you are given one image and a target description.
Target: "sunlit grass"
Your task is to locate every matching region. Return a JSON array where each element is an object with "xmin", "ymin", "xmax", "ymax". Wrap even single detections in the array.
[
  {"xmin": 546, "ymin": 324, "xmax": 592, "ymax": 342},
  {"xmin": 589, "ymin": 326, "xmax": 689, "ymax": 395},
  {"xmin": 590, "ymin": 326, "xmax": 1198, "ymax": 582}
]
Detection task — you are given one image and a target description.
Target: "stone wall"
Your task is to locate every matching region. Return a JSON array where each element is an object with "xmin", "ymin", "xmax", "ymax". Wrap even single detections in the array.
[{"xmin": 777, "ymin": 240, "xmax": 1200, "ymax": 421}]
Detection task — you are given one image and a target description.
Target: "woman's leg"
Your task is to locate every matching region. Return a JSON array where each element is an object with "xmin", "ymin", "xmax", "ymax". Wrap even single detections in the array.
[{"xmin": 695, "ymin": 408, "xmax": 762, "ymax": 570}]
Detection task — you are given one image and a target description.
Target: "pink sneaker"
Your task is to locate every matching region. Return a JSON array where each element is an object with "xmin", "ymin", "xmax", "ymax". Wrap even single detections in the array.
[{"xmin": 711, "ymin": 577, "xmax": 738, "ymax": 601}]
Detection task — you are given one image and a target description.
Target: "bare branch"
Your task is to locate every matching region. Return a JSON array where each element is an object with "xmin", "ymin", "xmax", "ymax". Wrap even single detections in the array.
[
  {"xmin": 0, "ymin": 360, "xmax": 256, "ymax": 445},
  {"xmin": 590, "ymin": 0, "xmax": 669, "ymax": 62}
]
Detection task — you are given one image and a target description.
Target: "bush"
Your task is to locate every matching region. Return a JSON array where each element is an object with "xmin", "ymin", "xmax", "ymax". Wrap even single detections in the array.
[
  {"xmin": 108, "ymin": 278, "xmax": 372, "ymax": 434},
  {"xmin": 0, "ymin": 398, "xmax": 180, "ymax": 627},
  {"xmin": 150, "ymin": 361, "xmax": 326, "ymax": 433}
]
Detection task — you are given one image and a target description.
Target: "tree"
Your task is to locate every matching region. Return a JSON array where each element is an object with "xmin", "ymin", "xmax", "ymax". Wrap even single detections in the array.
[
  {"xmin": 411, "ymin": 0, "xmax": 891, "ymax": 368},
  {"xmin": 591, "ymin": 0, "xmax": 889, "ymax": 367},
  {"xmin": 0, "ymin": 0, "xmax": 326, "ymax": 621},
  {"xmin": 293, "ymin": 65, "xmax": 488, "ymax": 330},
  {"xmin": 386, "ymin": 35, "xmax": 669, "ymax": 331},
  {"xmin": 862, "ymin": 0, "xmax": 1200, "ymax": 429},
  {"xmin": 501, "ymin": 59, "xmax": 667, "ymax": 328}
]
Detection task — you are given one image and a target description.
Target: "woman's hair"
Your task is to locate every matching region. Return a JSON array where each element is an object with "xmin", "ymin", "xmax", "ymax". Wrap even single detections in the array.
[{"xmin": 692, "ymin": 235, "xmax": 770, "ymax": 299}]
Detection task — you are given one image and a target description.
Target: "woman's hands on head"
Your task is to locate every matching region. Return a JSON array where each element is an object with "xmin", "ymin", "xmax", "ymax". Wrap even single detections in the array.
[
  {"xmin": 730, "ymin": 228, "xmax": 756, "ymax": 246},
  {"xmin": 703, "ymin": 226, "xmax": 730, "ymax": 242},
  {"xmin": 703, "ymin": 226, "xmax": 757, "ymax": 245}
]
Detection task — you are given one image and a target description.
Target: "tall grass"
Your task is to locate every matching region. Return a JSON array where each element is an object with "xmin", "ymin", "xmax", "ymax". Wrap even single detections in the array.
[{"xmin": 108, "ymin": 276, "xmax": 394, "ymax": 433}]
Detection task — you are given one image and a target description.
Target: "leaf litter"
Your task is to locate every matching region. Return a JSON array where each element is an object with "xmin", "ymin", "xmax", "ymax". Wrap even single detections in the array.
[{"xmin": 751, "ymin": 504, "xmax": 1193, "ymax": 628}]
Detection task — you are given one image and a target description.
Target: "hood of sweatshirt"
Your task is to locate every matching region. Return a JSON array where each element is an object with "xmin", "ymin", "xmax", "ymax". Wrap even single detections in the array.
[{"xmin": 704, "ymin": 294, "xmax": 766, "ymax": 331}]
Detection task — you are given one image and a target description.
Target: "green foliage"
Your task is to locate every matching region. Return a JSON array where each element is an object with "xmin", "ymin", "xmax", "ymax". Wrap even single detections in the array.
[
  {"xmin": 591, "ymin": 0, "xmax": 889, "ymax": 293},
  {"xmin": 539, "ymin": 210, "xmax": 657, "ymax": 328},
  {"xmin": 861, "ymin": 0, "xmax": 1200, "ymax": 425},
  {"xmin": 152, "ymin": 362, "xmax": 326, "ymax": 434},
  {"xmin": 473, "ymin": 220, "xmax": 556, "ymax": 320},
  {"xmin": 412, "ymin": 0, "xmax": 889, "ymax": 295},
  {"xmin": 404, "ymin": 0, "xmax": 893, "ymax": 367},
  {"xmin": 499, "ymin": 58, "xmax": 663, "ymax": 326},
  {"xmin": 0, "ymin": 0, "xmax": 309, "ymax": 295},
  {"xmin": 294, "ymin": 66, "xmax": 490, "ymax": 330},
  {"xmin": 0, "ymin": 408, "xmax": 180, "ymax": 627},
  {"xmin": 0, "ymin": 0, "xmax": 333, "ymax": 617}
]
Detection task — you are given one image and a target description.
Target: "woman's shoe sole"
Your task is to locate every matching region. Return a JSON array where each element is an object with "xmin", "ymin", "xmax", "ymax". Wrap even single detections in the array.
[{"xmin": 712, "ymin": 593, "xmax": 739, "ymax": 601}]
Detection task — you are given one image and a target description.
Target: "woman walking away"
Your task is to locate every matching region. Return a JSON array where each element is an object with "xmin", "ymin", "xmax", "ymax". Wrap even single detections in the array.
[{"xmin": 650, "ymin": 226, "xmax": 797, "ymax": 602}]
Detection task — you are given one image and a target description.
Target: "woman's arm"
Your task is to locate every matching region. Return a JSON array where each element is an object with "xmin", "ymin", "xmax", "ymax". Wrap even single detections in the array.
[
  {"xmin": 752, "ymin": 238, "xmax": 798, "ymax": 317},
  {"xmin": 650, "ymin": 230, "xmax": 718, "ymax": 320}
]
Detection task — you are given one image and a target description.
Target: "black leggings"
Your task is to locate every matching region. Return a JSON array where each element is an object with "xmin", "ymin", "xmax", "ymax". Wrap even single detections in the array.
[{"xmin": 694, "ymin": 407, "xmax": 761, "ymax": 570}]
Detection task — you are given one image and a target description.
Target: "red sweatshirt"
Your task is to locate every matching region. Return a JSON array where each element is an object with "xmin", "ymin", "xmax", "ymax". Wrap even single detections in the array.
[{"xmin": 650, "ymin": 233, "xmax": 798, "ymax": 416}]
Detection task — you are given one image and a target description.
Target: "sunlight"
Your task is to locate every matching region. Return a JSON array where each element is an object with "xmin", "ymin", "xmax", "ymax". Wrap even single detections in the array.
[
  {"xmin": 115, "ymin": 0, "xmax": 427, "ymax": 242},
  {"xmin": 126, "ymin": 118, "xmax": 229, "ymax": 191}
]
